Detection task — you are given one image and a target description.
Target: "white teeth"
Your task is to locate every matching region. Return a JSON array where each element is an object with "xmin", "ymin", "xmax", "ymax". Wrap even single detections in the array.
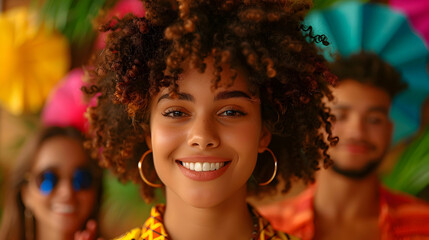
[
  {"xmin": 52, "ymin": 203, "xmax": 75, "ymax": 214},
  {"xmin": 203, "ymin": 162, "xmax": 210, "ymax": 171},
  {"xmin": 195, "ymin": 162, "xmax": 202, "ymax": 171},
  {"xmin": 181, "ymin": 162, "xmax": 225, "ymax": 172}
]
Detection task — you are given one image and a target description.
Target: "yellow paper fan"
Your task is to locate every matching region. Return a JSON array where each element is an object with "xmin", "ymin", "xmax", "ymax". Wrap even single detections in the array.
[{"xmin": 0, "ymin": 7, "xmax": 70, "ymax": 115}]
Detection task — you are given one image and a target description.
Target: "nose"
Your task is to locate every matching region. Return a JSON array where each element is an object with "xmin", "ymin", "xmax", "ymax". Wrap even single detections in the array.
[
  {"xmin": 187, "ymin": 115, "xmax": 220, "ymax": 150},
  {"xmin": 54, "ymin": 179, "xmax": 74, "ymax": 200},
  {"xmin": 344, "ymin": 115, "xmax": 367, "ymax": 139}
]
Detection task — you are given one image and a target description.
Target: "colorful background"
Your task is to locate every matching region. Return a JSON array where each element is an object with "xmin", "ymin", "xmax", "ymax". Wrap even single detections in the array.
[{"xmin": 0, "ymin": 0, "xmax": 428, "ymax": 238}]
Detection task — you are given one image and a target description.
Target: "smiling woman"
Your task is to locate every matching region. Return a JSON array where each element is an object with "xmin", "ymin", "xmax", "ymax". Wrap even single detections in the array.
[
  {"xmin": 0, "ymin": 126, "xmax": 103, "ymax": 240},
  {"xmin": 83, "ymin": 0, "xmax": 337, "ymax": 239}
]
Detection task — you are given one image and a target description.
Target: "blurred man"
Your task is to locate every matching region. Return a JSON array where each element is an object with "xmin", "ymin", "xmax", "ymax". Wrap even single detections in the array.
[{"xmin": 258, "ymin": 52, "xmax": 429, "ymax": 240}]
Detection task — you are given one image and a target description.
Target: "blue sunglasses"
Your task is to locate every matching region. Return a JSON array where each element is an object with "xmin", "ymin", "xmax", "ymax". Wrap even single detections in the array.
[{"xmin": 34, "ymin": 168, "xmax": 94, "ymax": 195}]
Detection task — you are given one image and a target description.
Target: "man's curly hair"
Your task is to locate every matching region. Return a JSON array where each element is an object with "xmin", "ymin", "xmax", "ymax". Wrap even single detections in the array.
[
  {"xmin": 85, "ymin": 0, "xmax": 338, "ymax": 202},
  {"xmin": 329, "ymin": 51, "xmax": 407, "ymax": 99}
]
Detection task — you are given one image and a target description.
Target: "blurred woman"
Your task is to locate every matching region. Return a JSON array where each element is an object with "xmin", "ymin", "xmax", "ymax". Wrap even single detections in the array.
[{"xmin": 0, "ymin": 126, "xmax": 102, "ymax": 240}]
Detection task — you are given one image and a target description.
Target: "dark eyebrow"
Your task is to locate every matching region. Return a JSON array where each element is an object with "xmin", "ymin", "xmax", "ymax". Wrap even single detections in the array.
[
  {"xmin": 214, "ymin": 91, "xmax": 252, "ymax": 101},
  {"xmin": 368, "ymin": 106, "xmax": 389, "ymax": 115},
  {"xmin": 331, "ymin": 105, "xmax": 350, "ymax": 111},
  {"xmin": 157, "ymin": 92, "xmax": 194, "ymax": 103},
  {"xmin": 332, "ymin": 105, "xmax": 389, "ymax": 115}
]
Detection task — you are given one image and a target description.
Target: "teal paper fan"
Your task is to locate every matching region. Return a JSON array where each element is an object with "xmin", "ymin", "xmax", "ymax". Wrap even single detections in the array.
[{"xmin": 305, "ymin": 1, "xmax": 429, "ymax": 143}]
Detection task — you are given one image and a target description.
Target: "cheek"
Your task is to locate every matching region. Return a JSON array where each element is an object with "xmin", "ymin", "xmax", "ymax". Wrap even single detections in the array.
[
  {"xmin": 24, "ymin": 189, "xmax": 53, "ymax": 223},
  {"xmin": 370, "ymin": 126, "xmax": 391, "ymax": 147},
  {"xmin": 149, "ymin": 123, "xmax": 184, "ymax": 179},
  {"xmin": 21, "ymin": 187, "xmax": 41, "ymax": 214},
  {"xmin": 331, "ymin": 122, "xmax": 343, "ymax": 136},
  {"xmin": 77, "ymin": 190, "xmax": 97, "ymax": 214},
  {"xmin": 328, "ymin": 118, "xmax": 338, "ymax": 132},
  {"xmin": 24, "ymin": 187, "xmax": 46, "ymax": 209},
  {"xmin": 223, "ymin": 122, "xmax": 262, "ymax": 160},
  {"xmin": 225, "ymin": 123, "xmax": 260, "ymax": 147},
  {"xmin": 150, "ymin": 123, "xmax": 184, "ymax": 154}
]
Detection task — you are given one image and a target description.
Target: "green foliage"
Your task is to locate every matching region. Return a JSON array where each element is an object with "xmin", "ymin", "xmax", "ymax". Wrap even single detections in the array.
[
  {"xmin": 102, "ymin": 171, "xmax": 162, "ymax": 216},
  {"xmin": 32, "ymin": 0, "xmax": 116, "ymax": 48},
  {"xmin": 312, "ymin": 0, "xmax": 369, "ymax": 10},
  {"xmin": 383, "ymin": 126, "xmax": 429, "ymax": 195},
  {"xmin": 100, "ymin": 171, "xmax": 164, "ymax": 236}
]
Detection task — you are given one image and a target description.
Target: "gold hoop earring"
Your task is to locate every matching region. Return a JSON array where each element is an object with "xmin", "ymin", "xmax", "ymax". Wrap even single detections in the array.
[
  {"xmin": 258, "ymin": 148, "xmax": 278, "ymax": 186},
  {"xmin": 138, "ymin": 150, "xmax": 163, "ymax": 188}
]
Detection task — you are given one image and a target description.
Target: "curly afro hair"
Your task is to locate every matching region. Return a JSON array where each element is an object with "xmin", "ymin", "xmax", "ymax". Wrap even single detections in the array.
[{"xmin": 85, "ymin": 0, "xmax": 338, "ymax": 202}]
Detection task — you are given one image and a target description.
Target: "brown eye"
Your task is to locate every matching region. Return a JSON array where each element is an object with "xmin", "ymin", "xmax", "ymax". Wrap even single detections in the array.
[
  {"xmin": 367, "ymin": 116, "xmax": 383, "ymax": 124},
  {"xmin": 333, "ymin": 112, "xmax": 347, "ymax": 121},
  {"xmin": 219, "ymin": 109, "xmax": 246, "ymax": 117},
  {"xmin": 163, "ymin": 110, "xmax": 188, "ymax": 118}
]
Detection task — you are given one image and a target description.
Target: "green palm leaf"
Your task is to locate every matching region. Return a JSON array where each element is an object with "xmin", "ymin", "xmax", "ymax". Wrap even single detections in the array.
[
  {"xmin": 32, "ymin": 0, "xmax": 115, "ymax": 47},
  {"xmin": 312, "ymin": 0, "xmax": 369, "ymax": 11},
  {"xmin": 383, "ymin": 126, "xmax": 429, "ymax": 195}
]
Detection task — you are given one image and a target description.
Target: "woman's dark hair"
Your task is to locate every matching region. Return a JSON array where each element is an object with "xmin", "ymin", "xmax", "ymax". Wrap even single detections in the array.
[
  {"xmin": 85, "ymin": 0, "xmax": 338, "ymax": 202},
  {"xmin": 0, "ymin": 126, "xmax": 103, "ymax": 240}
]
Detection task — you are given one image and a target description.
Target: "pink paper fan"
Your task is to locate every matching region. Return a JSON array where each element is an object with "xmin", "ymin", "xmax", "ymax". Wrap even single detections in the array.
[{"xmin": 42, "ymin": 68, "xmax": 89, "ymax": 132}]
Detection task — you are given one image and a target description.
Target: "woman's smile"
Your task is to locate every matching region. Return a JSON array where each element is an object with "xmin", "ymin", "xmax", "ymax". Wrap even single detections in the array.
[
  {"xmin": 180, "ymin": 161, "xmax": 227, "ymax": 172},
  {"xmin": 176, "ymin": 156, "xmax": 232, "ymax": 181},
  {"xmin": 51, "ymin": 202, "xmax": 77, "ymax": 215}
]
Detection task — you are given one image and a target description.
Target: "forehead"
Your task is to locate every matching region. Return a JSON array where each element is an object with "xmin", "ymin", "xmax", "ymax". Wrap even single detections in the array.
[
  {"xmin": 32, "ymin": 136, "xmax": 88, "ymax": 172},
  {"xmin": 329, "ymin": 79, "xmax": 391, "ymax": 111}
]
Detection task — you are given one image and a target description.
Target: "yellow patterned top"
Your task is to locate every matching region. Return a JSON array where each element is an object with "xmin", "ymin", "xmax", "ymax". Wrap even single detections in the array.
[{"xmin": 114, "ymin": 204, "xmax": 299, "ymax": 240}]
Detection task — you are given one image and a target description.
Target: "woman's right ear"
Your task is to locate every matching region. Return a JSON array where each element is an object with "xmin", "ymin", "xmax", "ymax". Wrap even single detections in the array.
[{"xmin": 21, "ymin": 185, "xmax": 31, "ymax": 209}]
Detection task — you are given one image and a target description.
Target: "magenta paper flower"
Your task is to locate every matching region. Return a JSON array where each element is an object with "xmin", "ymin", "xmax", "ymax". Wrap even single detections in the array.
[
  {"xmin": 42, "ymin": 68, "xmax": 90, "ymax": 132},
  {"xmin": 391, "ymin": 0, "xmax": 429, "ymax": 45}
]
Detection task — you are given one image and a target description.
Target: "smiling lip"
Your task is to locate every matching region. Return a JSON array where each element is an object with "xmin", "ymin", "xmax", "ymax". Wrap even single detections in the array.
[
  {"xmin": 344, "ymin": 144, "xmax": 371, "ymax": 154},
  {"xmin": 176, "ymin": 156, "xmax": 231, "ymax": 181}
]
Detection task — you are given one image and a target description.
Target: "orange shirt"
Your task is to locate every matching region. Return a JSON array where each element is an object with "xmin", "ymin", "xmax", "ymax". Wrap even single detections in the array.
[{"xmin": 258, "ymin": 185, "xmax": 429, "ymax": 240}]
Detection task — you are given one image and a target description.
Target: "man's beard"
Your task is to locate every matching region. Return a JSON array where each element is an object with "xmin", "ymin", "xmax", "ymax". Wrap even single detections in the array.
[
  {"xmin": 332, "ymin": 159, "xmax": 381, "ymax": 179},
  {"xmin": 331, "ymin": 138, "xmax": 384, "ymax": 179}
]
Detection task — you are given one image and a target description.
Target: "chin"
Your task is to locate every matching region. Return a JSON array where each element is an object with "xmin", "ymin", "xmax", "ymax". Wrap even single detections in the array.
[
  {"xmin": 332, "ymin": 158, "xmax": 382, "ymax": 179},
  {"xmin": 335, "ymin": 163, "xmax": 370, "ymax": 171},
  {"xmin": 53, "ymin": 218, "xmax": 86, "ymax": 233},
  {"xmin": 333, "ymin": 154, "xmax": 374, "ymax": 167}
]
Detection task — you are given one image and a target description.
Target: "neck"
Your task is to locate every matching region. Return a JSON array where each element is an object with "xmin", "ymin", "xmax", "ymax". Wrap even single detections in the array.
[
  {"xmin": 314, "ymin": 168, "xmax": 380, "ymax": 220},
  {"xmin": 164, "ymin": 187, "xmax": 254, "ymax": 240},
  {"xmin": 36, "ymin": 224, "xmax": 74, "ymax": 240}
]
